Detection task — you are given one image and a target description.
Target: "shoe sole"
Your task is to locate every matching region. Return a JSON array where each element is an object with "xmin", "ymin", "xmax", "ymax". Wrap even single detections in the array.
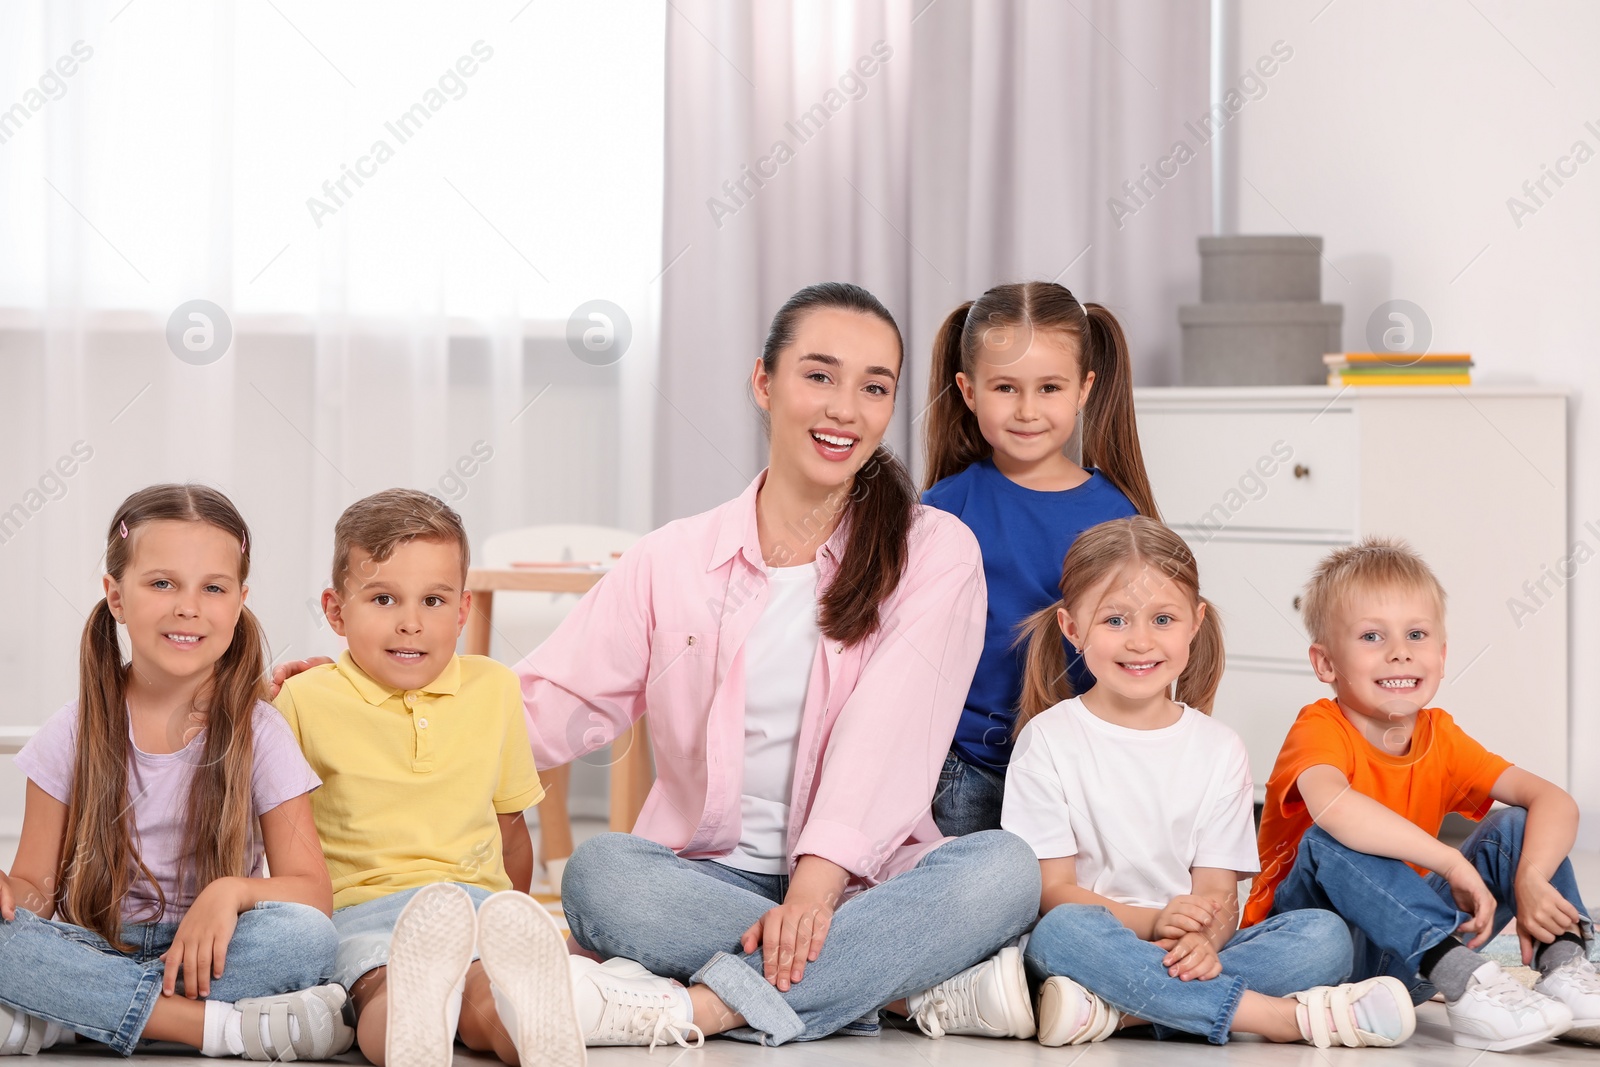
[
  {"xmin": 1452, "ymin": 1021, "xmax": 1569, "ymax": 1052},
  {"xmin": 994, "ymin": 946, "xmax": 1038, "ymax": 1040},
  {"xmin": 478, "ymin": 891, "xmax": 587, "ymax": 1067},
  {"xmin": 387, "ymin": 885, "xmax": 478, "ymax": 1067},
  {"xmin": 1037, "ymin": 976, "xmax": 1088, "ymax": 1047},
  {"xmin": 1559, "ymin": 1018, "xmax": 1600, "ymax": 1045}
]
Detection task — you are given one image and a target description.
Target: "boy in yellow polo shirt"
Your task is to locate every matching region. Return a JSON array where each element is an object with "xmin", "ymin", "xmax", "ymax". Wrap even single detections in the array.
[{"xmin": 273, "ymin": 489, "xmax": 584, "ymax": 1067}]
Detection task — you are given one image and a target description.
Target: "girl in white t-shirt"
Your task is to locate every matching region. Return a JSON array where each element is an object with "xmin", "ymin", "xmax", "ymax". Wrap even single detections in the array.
[{"xmin": 1001, "ymin": 516, "xmax": 1416, "ymax": 1049}]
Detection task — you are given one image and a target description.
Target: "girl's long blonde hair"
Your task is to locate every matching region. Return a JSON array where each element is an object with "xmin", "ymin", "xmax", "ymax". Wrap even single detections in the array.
[
  {"xmin": 1015, "ymin": 516, "xmax": 1223, "ymax": 734},
  {"xmin": 59, "ymin": 484, "xmax": 266, "ymax": 946}
]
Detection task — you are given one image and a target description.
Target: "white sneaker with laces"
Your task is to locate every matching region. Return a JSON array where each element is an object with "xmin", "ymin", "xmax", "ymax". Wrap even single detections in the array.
[
  {"xmin": 1535, "ymin": 954, "xmax": 1600, "ymax": 1045},
  {"xmin": 906, "ymin": 946, "xmax": 1036, "ymax": 1039},
  {"xmin": 1035, "ymin": 974, "xmax": 1119, "ymax": 1047},
  {"xmin": 1294, "ymin": 975, "xmax": 1416, "ymax": 1048},
  {"xmin": 569, "ymin": 957, "xmax": 705, "ymax": 1050},
  {"xmin": 1448, "ymin": 960, "xmax": 1572, "ymax": 1051}
]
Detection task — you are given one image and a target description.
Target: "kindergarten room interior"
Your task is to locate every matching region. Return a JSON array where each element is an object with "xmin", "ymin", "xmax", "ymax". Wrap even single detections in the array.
[{"xmin": 3, "ymin": 0, "xmax": 1599, "ymax": 1062}]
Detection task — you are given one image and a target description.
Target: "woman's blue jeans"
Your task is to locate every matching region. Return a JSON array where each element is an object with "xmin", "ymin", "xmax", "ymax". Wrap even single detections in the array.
[{"xmin": 561, "ymin": 829, "xmax": 1041, "ymax": 1046}]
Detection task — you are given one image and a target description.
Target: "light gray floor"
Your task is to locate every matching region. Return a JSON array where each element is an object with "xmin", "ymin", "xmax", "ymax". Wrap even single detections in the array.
[{"xmin": 7, "ymin": 832, "xmax": 1600, "ymax": 1065}]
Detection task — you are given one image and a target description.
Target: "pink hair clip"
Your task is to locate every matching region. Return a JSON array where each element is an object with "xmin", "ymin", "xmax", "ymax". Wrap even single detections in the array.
[
  {"xmin": 119, "ymin": 520, "xmax": 129, "ymax": 538},
  {"xmin": 241, "ymin": 534, "xmax": 248, "ymax": 553}
]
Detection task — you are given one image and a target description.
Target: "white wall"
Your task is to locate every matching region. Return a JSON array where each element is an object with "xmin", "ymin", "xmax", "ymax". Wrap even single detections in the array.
[{"xmin": 1234, "ymin": 0, "xmax": 1600, "ymax": 841}]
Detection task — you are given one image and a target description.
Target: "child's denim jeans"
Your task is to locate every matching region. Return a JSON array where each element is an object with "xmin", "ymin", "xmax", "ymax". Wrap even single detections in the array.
[
  {"xmin": 1024, "ymin": 904, "xmax": 1353, "ymax": 1043},
  {"xmin": 0, "ymin": 900, "xmax": 338, "ymax": 1054},
  {"xmin": 1270, "ymin": 805, "xmax": 1593, "ymax": 1002}
]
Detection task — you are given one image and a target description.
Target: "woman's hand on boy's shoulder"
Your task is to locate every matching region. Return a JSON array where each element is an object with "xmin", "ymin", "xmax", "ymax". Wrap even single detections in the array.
[{"xmin": 268, "ymin": 657, "xmax": 335, "ymax": 699}]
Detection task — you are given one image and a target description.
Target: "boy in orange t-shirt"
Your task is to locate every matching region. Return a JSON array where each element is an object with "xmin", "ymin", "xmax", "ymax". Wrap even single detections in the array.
[{"xmin": 1246, "ymin": 538, "xmax": 1597, "ymax": 1053}]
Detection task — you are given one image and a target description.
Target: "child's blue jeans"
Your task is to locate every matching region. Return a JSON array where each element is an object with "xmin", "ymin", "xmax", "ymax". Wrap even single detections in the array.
[
  {"xmin": 1024, "ymin": 904, "xmax": 1353, "ymax": 1044},
  {"xmin": 0, "ymin": 901, "xmax": 338, "ymax": 1055},
  {"xmin": 1269, "ymin": 805, "xmax": 1593, "ymax": 1003}
]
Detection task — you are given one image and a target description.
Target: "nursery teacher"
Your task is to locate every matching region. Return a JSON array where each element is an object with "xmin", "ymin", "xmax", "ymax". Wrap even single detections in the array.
[{"xmin": 515, "ymin": 281, "xmax": 1040, "ymax": 1045}]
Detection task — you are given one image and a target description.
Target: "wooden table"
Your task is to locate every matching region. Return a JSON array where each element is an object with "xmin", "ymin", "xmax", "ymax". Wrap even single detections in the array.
[
  {"xmin": 464, "ymin": 567, "xmax": 653, "ymax": 858},
  {"xmin": 0, "ymin": 727, "xmax": 36, "ymax": 756}
]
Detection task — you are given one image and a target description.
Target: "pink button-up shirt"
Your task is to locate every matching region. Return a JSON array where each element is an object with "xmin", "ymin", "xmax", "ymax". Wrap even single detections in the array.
[{"xmin": 515, "ymin": 471, "xmax": 986, "ymax": 887}]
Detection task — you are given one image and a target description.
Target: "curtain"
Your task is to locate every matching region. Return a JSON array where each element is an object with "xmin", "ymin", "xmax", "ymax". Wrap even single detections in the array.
[
  {"xmin": 655, "ymin": 0, "xmax": 1212, "ymax": 521},
  {"xmin": 0, "ymin": 0, "xmax": 664, "ymax": 829}
]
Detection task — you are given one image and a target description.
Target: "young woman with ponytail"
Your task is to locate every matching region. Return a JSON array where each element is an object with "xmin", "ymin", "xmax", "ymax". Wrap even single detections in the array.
[
  {"xmin": 0, "ymin": 485, "xmax": 352, "ymax": 1060},
  {"xmin": 507, "ymin": 282, "xmax": 1042, "ymax": 1047},
  {"xmin": 921, "ymin": 282, "xmax": 1158, "ymax": 839},
  {"xmin": 1000, "ymin": 517, "xmax": 1409, "ymax": 1050}
]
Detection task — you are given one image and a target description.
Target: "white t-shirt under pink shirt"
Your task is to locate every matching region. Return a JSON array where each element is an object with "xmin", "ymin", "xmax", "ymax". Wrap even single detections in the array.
[{"xmin": 1001, "ymin": 696, "xmax": 1259, "ymax": 909}]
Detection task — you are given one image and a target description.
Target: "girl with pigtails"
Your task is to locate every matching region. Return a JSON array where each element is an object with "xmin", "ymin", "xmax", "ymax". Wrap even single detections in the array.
[
  {"xmin": 920, "ymin": 282, "xmax": 1158, "ymax": 839},
  {"xmin": 0, "ymin": 485, "xmax": 351, "ymax": 1060}
]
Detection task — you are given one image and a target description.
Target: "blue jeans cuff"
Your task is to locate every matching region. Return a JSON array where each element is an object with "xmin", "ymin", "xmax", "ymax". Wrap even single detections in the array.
[
  {"xmin": 107, "ymin": 968, "xmax": 164, "ymax": 1056},
  {"xmin": 690, "ymin": 951, "xmax": 804, "ymax": 1045}
]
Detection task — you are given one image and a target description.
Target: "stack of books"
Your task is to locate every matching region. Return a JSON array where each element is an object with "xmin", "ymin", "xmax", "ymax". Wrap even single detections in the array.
[{"xmin": 1323, "ymin": 353, "xmax": 1473, "ymax": 386}]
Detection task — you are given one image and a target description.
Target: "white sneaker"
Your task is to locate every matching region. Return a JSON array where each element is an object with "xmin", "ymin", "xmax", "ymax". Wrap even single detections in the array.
[
  {"xmin": 1448, "ymin": 960, "xmax": 1572, "ymax": 1051},
  {"xmin": 0, "ymin": 1003, "xmax": 62, "ymax": 1056},
  {"xmin": 1035, "ymin": 974, "xmax": 1119, "ymax": 1046},
  {"xmin": 386, "ymin": 883, "xmax": 478, "ymax": 1067},
  {"xmin": 1294, "ymin": 975, "xmax": 1416, "ymax": 1048},
  {"xmin": 1535, "ymin": 953, "xmax": 1600, "ymax": 1044},
  {"xmin": 569, "ymin": 957, "xmax": 704, "ymax": 1049},
  {"xmin": 907, "ymin": 946, "xmax": 1036, "ymax": 1039},
  {"xmin": 477, "ymin": 890, "xmax": 586, "ymax": 1066},
  {"xmin": 235, "ymin": 984, "xmax": 356, "ymax": 1061}
]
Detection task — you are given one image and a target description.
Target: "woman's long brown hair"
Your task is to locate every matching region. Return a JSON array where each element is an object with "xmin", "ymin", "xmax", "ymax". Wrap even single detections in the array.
[
  {"xmin": 1014, "ymin": 516, "xmax": 1224, "ymax": 734},
  {"xmin": 59, "ymin": 484, "xmax": 266, "ymax": 946},
  {"xmin": 922, "ymin": 281, "xmax": 1159, "ymax": 520},
  {"xmin": 759, "ymin": 282, "xmax": 917, "ymax": 647}
]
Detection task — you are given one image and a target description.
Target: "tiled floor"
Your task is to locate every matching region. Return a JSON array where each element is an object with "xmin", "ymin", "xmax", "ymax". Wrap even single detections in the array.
[{"xmin": 7, "ymin": 832, "xmax": 1600, "ymax": 1064}]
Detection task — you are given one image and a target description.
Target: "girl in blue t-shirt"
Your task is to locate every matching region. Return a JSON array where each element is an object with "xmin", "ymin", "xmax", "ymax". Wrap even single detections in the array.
[{"xmin": 920, "ymin": 281, "xmax": 1158, "ymax": 836}]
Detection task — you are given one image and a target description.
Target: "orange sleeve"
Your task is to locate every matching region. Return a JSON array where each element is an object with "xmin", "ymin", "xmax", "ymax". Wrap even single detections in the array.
[
  {"xmin": 1434, "ymin": 711, "xmax": 1513, "ymax": 821},
  {"xmin": 1271, "ymin": 702, "xmax": 1358, "ymax": 820}
]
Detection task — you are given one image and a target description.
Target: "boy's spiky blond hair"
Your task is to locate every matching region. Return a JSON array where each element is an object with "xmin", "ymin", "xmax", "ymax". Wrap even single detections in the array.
[{"xmin": 1302, "ymin": 536, "xmax": 1447, "ymax": 645}]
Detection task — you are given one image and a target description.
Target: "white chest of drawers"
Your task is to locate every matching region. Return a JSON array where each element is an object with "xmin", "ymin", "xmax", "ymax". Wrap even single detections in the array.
[{"xmin": 1133, "ymin": 386, "xmax": 1569, "ymax": 796}]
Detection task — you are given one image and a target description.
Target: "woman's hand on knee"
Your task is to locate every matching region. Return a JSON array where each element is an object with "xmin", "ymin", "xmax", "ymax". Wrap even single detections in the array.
[{"xmin": 741, "ymin": 897, "xmax": 837, "ymax": 992}]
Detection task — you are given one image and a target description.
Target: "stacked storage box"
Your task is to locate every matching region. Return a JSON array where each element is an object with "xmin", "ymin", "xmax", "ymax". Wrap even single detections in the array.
[{"xmin": 1179, "ymin": 235, "xmax": 1343, "ymax": 386}]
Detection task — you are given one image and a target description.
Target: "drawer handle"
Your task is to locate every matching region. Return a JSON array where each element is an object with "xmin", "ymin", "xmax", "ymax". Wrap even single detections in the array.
[
  {"xmin": 1293, "ymin": 464, "xmax": 1310, "ymax": 479},
  {"xmin": 1293, "ymin": 595, "xmax": 1303, "ymax": 611}
]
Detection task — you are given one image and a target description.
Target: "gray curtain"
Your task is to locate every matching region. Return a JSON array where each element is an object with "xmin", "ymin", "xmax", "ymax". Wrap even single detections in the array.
[{"xmin": 655, "ymin": 0, "xmax": 1212, "ymax": 524}]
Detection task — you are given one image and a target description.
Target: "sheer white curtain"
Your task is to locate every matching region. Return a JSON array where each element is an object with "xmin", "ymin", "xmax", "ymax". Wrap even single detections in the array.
[
  {"xmin": 0, "ymin": 0, "xmax": 665, "ymax": 829},
  {"xmin": 655, "ymin": 0, "xmax": 1211, "ymax": 521}
]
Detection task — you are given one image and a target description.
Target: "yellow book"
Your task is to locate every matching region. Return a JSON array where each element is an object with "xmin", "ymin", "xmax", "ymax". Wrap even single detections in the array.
[{"xmin": 1328, "ymin": 372, "xmax": 1472, "ymax": 386}]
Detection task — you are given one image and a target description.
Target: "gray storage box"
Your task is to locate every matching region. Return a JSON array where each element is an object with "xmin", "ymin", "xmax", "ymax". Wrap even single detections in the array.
[
  {"xmin": 1199, "ymin": 235, "xmax": 1323, "ymax": 303},
  {"xmin": 1178, "ymin": 302, "xmax": 1341, "ymax": 386}
]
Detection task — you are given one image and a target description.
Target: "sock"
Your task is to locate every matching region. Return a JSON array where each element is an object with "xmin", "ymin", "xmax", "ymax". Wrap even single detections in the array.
[
  {"xmin": 491, "ymin": 984, "xmax": 518, "ymax": 1038},
  {"xmin": 1425, "ymin": 943, "xmax": 1485, "ymax": 1003},
  {"xmin": 673, "ymin": 985, "xmax": 694, "ymax": 1026},
  {"xmin": 1535, "ymin": 932, "xmax": 1586, "ymax": 975},
  {"xmin": 200, "ymin": 1001, "xmax": 236, "ymax": 1058}
]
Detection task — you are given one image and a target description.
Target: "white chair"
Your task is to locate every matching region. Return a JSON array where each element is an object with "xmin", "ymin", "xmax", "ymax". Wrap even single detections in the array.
[{"xmin": 480, "ymin": 524, "xmax": 642, "ymax": 889}]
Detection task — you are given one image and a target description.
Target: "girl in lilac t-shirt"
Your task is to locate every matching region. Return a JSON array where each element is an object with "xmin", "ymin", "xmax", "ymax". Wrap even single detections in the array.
[{"xmin": 0, "ymin": 485, "xmax": 351, "ymax": 1060}]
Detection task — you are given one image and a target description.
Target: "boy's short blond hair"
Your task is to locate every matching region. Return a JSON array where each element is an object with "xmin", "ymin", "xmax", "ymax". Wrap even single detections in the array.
[
  {"xmin": 1301, "ymin": 536, "xmax": 1447, "ymax": 645},
  {"xmin": 332, "ymin": 489, "xmax": 469, "ymax": 593}
]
